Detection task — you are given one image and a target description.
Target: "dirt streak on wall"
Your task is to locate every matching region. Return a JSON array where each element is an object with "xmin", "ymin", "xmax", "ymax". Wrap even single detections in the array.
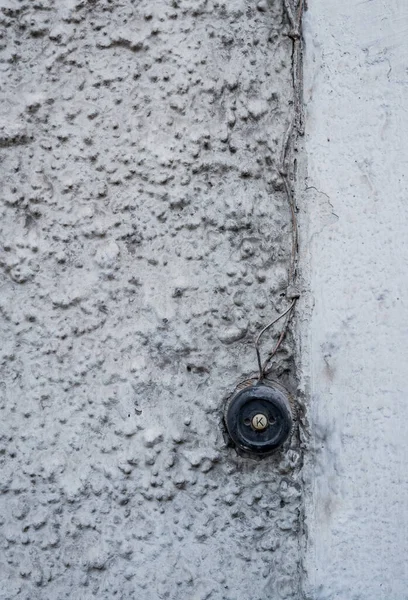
[{"xmin": 0, "ymin": 1, "xmax": 303, "ymax": 598}]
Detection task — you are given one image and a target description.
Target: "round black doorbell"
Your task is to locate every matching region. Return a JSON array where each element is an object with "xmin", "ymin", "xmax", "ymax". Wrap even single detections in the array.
[{"xmin": 224, "ymin": 380, "xmax": 293, "ymax": 456}]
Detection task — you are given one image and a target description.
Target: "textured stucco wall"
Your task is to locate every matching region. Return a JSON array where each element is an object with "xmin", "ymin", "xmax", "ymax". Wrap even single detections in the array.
[
  {"xmin": 302, "ymin": 1, "xmax": 408, "ymax": 598},
  {"xmin": 0, "ymin": 1, "xmax": 304, "ymax": 599}
]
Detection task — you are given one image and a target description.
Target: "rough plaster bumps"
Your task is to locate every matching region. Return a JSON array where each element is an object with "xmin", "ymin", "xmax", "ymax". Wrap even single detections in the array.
[{"xmin": 0, "ymin": 1, "xmax": 303, "ymax": 598}]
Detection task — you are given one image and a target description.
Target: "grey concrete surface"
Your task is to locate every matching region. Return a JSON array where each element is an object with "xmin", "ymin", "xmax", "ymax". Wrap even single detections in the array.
[
  {"xmin": 302, "ymin": 1, "xmax": 408, "ymax": 598},
  {"xmin": 0, "ymin": 1, "xmax": 304, "ymax": 599}
]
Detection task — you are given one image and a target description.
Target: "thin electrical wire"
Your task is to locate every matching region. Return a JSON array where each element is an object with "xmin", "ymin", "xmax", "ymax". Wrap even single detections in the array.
[
  {"xmin": 255, "ymin": 300, "xmax": 296, "ymax": 380},
  {"xmin": 254, "ymin": 0, "xmax": 304, "ymax": 380}
]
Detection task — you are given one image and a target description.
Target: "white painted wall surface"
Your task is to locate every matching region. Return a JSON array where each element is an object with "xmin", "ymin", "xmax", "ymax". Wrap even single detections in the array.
[
  {"xmin": 302, "ymin": 1, "xmax": 408, "ymax": 598},
  {"xmin": 0, "ymin": 2, "xmax": 304, "ymax": 599}
]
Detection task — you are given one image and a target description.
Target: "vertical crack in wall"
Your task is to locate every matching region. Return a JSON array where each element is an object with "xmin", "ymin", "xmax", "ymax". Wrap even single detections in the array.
[
  {"xmin": 281, "ymin": 2, "xmax": 308, "ymax": 597},
  {"xmin": 0, "ymin": 1, "xmax": 305, "ymax": 598}
]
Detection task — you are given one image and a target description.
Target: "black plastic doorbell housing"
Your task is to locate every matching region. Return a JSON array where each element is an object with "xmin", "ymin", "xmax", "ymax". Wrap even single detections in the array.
[{"xmin": 224, "ymin": 379, "xmax": 293, "ymax": 456}]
